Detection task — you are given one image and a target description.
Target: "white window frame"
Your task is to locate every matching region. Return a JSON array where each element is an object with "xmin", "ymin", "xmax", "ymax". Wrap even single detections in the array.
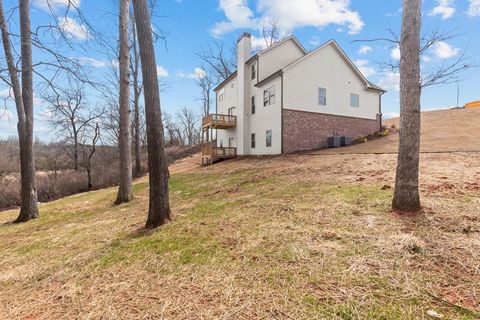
[
  {"xmin": 219, "ymin": 88, "xmax": 225, "ymax": 102},
  {"xmin": 266, "ymin": 129, "xmax": 272, "ymax": 147},
  {"xmin": 350, "ymin": 93, "xmax": 360, "ymax": 108},
  {"xmin": 251, "ymin": 133, "xmax": 256, "ymax": 149},
  {"xmin": 263, "ymin": 86, "xmax": 275, "ymax": 107},
  {"xmin": 318, "ymin": 87, "xmax": 326, "ymax": 106}
]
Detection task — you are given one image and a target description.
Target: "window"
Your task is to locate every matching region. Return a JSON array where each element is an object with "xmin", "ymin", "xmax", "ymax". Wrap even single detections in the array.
[
  {"xmin": 251, "ymin": 96, "xmax": 256, "ymax": 114},
  {"xmin": 350, "ymin": 93, "xmax": 360, "ymax": 108},
  {"xmin": 318, "ymin": 87, "xmax": 326, "ymax": 106},
  {"xmin": 228, "ymin": 107, "xmax": 235, "ymax": 116},
  {"xmin": 219, "ymin": 88, "xmax": 225, "ymax": 102},
  {"xmin": 266, "ymin": 130, "xmax": 272, "ymax": 147},
  {"xmin": 251, "ymin": 133, "xmax": 256, "ymax": 148},
  {"xmin": 263, "ymin": 86, "xmax": 275, "ymax": 106},
  {"xmin": 251, "ymin": 63, "xmax": 256, "ymax": 80}
]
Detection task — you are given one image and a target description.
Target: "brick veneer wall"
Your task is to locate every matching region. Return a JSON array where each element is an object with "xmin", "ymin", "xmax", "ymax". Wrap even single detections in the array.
[{"xmin": 282, "ymin": 109, "xmax": 381, "ymax": 153}]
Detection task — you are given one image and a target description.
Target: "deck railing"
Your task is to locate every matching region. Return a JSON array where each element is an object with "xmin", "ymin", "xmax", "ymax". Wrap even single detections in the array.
[
  {"xmin": 202, "ymin": 114, "xmax": 236, "ymax": 128},
  {"xmin": 202, "ymin": 140, "xmax": 237, "ymax": 159}
]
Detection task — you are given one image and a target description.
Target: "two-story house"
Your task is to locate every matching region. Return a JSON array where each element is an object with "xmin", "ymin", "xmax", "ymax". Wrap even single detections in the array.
[{"xmin": 201, "ymin": 32, "xmax": 385, "ymax": 165}]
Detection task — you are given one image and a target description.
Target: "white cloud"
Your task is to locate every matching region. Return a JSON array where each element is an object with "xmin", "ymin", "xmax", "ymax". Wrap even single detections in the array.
[
  {"xmin": 156, "ymin": 65, "xmax": 170, "ymax": 78},
  {"xmin": 211, "ymin": 0, "xmax": 256, "ymax": 37},
  {"xmin": 429, "ymin": 0, "xmax": 455, "ymax": 20},
  {"xmin": 467, "ymin": 0, "xmax": 480, "ymax": 16},
  {"xmin": 211, "ymin": 0, "xmax": 364, "ymax": 37},
  {"xmin": 251, "ymin": 35, "xmax": 268, "ymax": 51},
  {"xmin": 432, "ymin": 41, "xmax": 459, "ymax": 59},
  {"xmin": 353, "ymin": 59, "xmax": 376, "ymax": 78},
  {"xmin": 78, "ymin": 57, "xmax": 109, "ymax": 68},
  {"xmin": 37, "ymin": 109, "xmax": 53, "ymax": 121},
  {"xmin": 58, "ymin": 16, "xmax": 88, "ymax": 40},
  {"xmin": 422, "ymin": 55, "xmax": 432, "ymax": 62},
  {"xmin": 177, "ymin": 67, "xmax": 206, "ymax": 80},
  {"xmin": 257, "ymin": 0, "xmax": 364, "ymax": 35},
  {"xmin": 391, "ymin": 45, "xmax": 400, "ymax": 61},
  {"xmin": 33, "ymin": 0, "xmax": 80, "ymax": 11},
  {"xmin": 191, "ymin": 67, "xmax": 206, "ymax": 80},
  {"xmin": 378, "ymin": 72, "xmax": 400, "ymax": 91},
  {"xmin": 358, "ymin": 45, "xmax": 372, "ymax": 55}
]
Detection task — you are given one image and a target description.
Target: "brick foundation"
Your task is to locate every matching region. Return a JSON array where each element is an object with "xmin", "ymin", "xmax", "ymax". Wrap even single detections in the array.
[{"xmin": 282, "ymin": 109, "xmax": 381, "ymax": 153}]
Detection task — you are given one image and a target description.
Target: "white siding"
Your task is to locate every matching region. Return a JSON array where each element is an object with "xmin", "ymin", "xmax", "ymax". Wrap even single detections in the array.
[
  {"xmin": 247, "ymin": 77, "xmax": 282, "ymax": 155},
  {"xmin": 283, "ymin": 44, "xmax": 380, "ymax": 120},
  {"xmin": 257, "ymin": 39, "xmax": 305, "ymax": 82},
  {"xmin": 216, "ymin": 76, "xmax": 238, "ymax": 149}
]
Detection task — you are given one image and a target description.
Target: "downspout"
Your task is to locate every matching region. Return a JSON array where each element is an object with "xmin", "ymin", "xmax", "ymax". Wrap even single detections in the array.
[
  {"xmin": 379, "ymin": 92, "xmax": 384, "ymax": 131},
  {"xmin": 280, "ymin": 72, "xmax": 284, "ymax": 154}
]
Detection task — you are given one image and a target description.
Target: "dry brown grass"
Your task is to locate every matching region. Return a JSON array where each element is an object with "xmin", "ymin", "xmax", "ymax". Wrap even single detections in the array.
[
  {"xmin": 1, "ymin": 147, "xmax": 479, "ymax": 319},
  {"xmin": 323, "ymin": 107, "xmax": 480, "ymax": 154}
]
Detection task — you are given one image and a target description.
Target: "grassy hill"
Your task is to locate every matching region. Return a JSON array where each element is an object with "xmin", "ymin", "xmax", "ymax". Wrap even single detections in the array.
[
  {"xmin": 1, "ymin": 109, "xmax": 479, "ymax": 319},
  {"xmin": 324, "ymin": 107, "xmax": 480, "ymax": 154}
]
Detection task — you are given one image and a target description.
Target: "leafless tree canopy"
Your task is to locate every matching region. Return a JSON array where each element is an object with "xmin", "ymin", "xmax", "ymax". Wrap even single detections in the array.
[
  {"xmin": 195, "ymin": 41, "xmax": 236, "ymax": 84},
  {"xmin": 353, "ymin": 28, "xmax": 474, "ymax": 88},
  {"xmin": 262, "ymin": 18, "xmax": 281, "ymax": 48},
  {"xmin": 42, "ymin": 80, "xmax": 103, "ymax": 170},
  {"xmin": 177, "ymin": 106, "xmax": 199, "ymax": 146},
  {"xmin": 196, "ymin": 68, "xmax": 213, "ymax": 117}
]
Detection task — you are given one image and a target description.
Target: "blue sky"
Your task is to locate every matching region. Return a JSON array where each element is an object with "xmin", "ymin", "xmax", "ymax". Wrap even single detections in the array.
[{"xmin": 0, "ymin": 0, "xmax": 479, "ymax": 141}]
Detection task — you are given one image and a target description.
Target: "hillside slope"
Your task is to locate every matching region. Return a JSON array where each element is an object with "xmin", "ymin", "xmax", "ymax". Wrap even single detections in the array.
[
  {"xmin": 1, "ymin": 143, "xmax": 479, "ymax": 319},
  {"xmin": 322, "ymin": 107, "xmax": 480, "ymax": 154}
]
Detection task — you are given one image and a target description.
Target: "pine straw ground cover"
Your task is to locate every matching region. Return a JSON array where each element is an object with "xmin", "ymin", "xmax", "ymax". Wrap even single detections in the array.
[{"xmin": 0, "ymin": 152, "xmax": 479, "ymax": 319}]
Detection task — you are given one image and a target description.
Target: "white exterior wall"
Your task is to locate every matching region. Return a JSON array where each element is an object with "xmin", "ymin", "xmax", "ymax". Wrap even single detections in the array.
[
  {"xmin": 247, "ymin": 76, "xmax": 282, "ymax": 155},
  {"xmin": 216, "ymin": 77, "xmax": 238, "ymax": 149},
  {"xmin": 258, "ymin": 39, "xmax": 305, "ymax": 82},
  {"xmin": 283, "ymin": 44, "xmax": 380, "ymax": 120}
]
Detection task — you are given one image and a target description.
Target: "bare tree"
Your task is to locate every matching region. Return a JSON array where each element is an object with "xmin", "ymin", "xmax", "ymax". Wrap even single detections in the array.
[
  {"xmin": 177, "ymin": 106, "xmax": 199, "ymax": 146},
  {"xmin": 79, "ymin": 122, "xmax": 101, "ymax": 191},
  {"xmin": 195, "ymin": 68, "xmax": 213, "ymax": 117},
  {"xmin": 262, "ymin": 18, "xmax": 281, "ymax": 48},
  {"xmin": 132, "ymin": 0, "xmax": 171, "ymax": 228},
  {"xmin": 162, "ymin": 111, "xmax": 180, "ymax": 146},
  {"xmin": 354, "ymin": 29, "xmax": 473, "ymax": 89},
  {"xmin": 130, "ymin": 10, "xmax": 143, "ymax": 177},
  {"xmin": 43, "ymin": 82, "xmax": 100, "ymax": 170},
  {"xmin": 0, "ymin": 0, "xmax": 38, "ymax": 222},
  {"xmin": 352, "ymin": 5, "xmax": 474, "ymax": 212},
  {"xmin": 393, "ymin": 0, "xmax": 422, "ymax": 212},
  {"xmin": 195, "ymin": 41, "xmax": 236, "ymax": 84},
  {"xmin": 116, "ymin": 0, "xmax": 133, "ymax": 204}
]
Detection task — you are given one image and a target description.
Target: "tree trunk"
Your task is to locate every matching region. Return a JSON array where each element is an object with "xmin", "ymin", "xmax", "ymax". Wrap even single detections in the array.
[
  {"xmin": 131, "ymin": 14, "xmax": 142, "ymax": 178},
  {"xmin": 132, "ymin": 0, "xmax": 171, "ymax": 228},
  {"xmin": 87, "ymin": 166, "xmax": 92, "ymax": 191},
  {"xmin": 0, "ymin": 0, "xmax": 39, "ymax": 222},
  {"xmin": 73, "ymin": 131, "xmax": 79, "ymax": 171},
  {"xmin": 392, "ymin": 0, "xmax": 422, "ymax": 212},
  {"xmin": 115, "ymin": 0, "xmax": 133, "ymax": 204}
]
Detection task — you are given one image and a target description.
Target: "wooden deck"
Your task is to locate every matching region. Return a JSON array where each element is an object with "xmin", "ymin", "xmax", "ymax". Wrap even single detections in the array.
[
  {"xmin": 202, "ymin": 140, "xmax": 236, "ymax": 166},
  {"xmin": 202, "ymin": 114, "xmax": 236, "ymax": 129}
]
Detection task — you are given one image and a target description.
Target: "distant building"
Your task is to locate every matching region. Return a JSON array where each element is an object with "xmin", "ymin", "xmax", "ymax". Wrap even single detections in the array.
[{"xmin": 202, "ymin": 33, "xmax": 386, "ymax": 165}]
